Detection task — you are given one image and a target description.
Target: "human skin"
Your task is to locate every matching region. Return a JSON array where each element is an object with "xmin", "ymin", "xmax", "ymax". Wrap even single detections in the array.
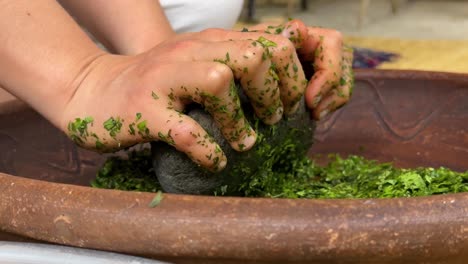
[
  {"xmin": 58, "ymin": 0, "xmax": 353, "ymax": 118},
  {"xmin": 0, "ymin": 0, "xmax": 352, "ymax": 171}
]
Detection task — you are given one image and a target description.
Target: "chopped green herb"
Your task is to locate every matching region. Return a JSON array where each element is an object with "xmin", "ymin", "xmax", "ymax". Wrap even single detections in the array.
[
  {"xmin": 148, "ymin": 190, "xmax": 163, "ymax": 208},
  {"xmin": 158, "ymin": 130, "xmax": 175, "ymax": 146},
  {"xmin": 67, "ymin": 116, "xmax": 94, "ymax": 145},
  {"xmin": 214, "ymin": 52, "xmax": 231, "ymax": 65},
  {"xmin": 256, "ymin": 37, "xmax": 277, "ymax": 48},
  {"xmin": 91, "ymin": 148, "xmax": 160, "ymax": 192},
  {"xmin": 137, "ymin": 120, "xmax": 151, "ymax": 139},
  {"xmin": 93, "ymin": 149, "xmax": 468, "ymax": 199},
  {"xmin": 292, "ymin": 63, "xmax": 298, "ymax": 73},
  {"xmin": 95, "ymin": 139, "xmax": 105, "ymax": 150},
  {"xmin": 103, "ymin": 117, "xmax": 123, "ymax": 139},
  {"xmin": 275, "ymin": 27, "xmax": 284, "ymax": 34},
  {"xmin": 128, "ymin": 123, "xmax": 136, "ymax": 135}
]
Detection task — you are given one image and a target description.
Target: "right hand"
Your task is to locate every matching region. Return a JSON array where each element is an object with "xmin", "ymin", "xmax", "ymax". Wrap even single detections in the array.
[{"xmin": 61, "ymin": 29, "xmax": 308, "ymax": 171}]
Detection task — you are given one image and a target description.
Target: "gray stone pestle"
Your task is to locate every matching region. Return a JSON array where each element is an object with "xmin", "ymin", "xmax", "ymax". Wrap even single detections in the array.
[{"xmin": 151, "ymin": 92, "xmax": 315, "ymax": 195}]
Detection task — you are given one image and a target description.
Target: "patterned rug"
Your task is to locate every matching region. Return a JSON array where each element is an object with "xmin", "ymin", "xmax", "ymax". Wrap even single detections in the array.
[
  {"xmin": 352, "ymin": 47, "xmax": 399, "ymax": 69},
  {"xmin": 345, "ymin": 36, "xmax": 468, "ymax": 74}
]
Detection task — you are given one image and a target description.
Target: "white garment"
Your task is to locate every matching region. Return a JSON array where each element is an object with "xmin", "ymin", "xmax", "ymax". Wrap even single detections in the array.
[{"xmin": 159, "ymin": 0, "xmax": 244, "ymax": 32}]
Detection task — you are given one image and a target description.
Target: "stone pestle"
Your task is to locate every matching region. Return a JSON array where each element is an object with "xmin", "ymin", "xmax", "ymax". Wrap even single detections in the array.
[{"xmin": 151, "ymin": 90, "xmax": 315, "ymax": 195}]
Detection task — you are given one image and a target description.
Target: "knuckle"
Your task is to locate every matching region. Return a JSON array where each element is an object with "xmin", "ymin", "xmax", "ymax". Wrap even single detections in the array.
[
  {"xmin": 323, "ymin": 67, "xmax": 342, "ymax": 82},
  {"xmin": 242, "ymin": 45, "xmax": 265, "ymax": 69},
  {"xmin": 325, "ymin": 30, "xmax": 344, "ymax": 49},
  {"xmin": 169, "ymin": 39, "xmax": 198, "ymax": 53},
  {"xmin": 170, "ymin": 122, "xmax": 200, "ymax": 148},
  {"xmin": 205, "ymin": 63, "xmax": 233, "ymax": 95},
  {"xmin": 326, "ymin": 29, "xmax": 344, "ymax": 42}
]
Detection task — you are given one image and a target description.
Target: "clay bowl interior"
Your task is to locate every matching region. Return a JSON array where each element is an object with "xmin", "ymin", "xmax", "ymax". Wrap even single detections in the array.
[{"xmin": 0, "ymin": 69, "xmax": 467, "ymax": 263}]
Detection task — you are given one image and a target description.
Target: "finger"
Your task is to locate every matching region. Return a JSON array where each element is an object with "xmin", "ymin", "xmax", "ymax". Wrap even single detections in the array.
[
  {"xmin": 195, "ymin": 29, "xmax": 308, "ymax": 116},
  {"xmin": 240, "ymin": 57, "xmax": 283, "ymax": 124},
  {"xmin": 244, "ymin": 19, "xmax": 309, "ymax": 49},
  {"xmin": 107, "ymin": 106, "xmax": 228, "ymax": 171},
  {"xmin": 300, "ymin": 27, "xmax": 343, "ymax": 110},
  {"xmin": 242, "ymin": 21, "xmax": 345, "ymax": 111},
  {"xmin": 85, "ymin": 106, "xmax": 229, "ymax": 171},
  {"xmin": 152, "ymin": 109, "xmax": 228, "ymax": 172},
  {"xmin": 190, "ymin": 40, "xmax": 283, "ymax": 124},
  {"xmin": 152, "ymin": 62, "xmax": 257, "ymax": 152},
  {"xmin": 313, "ymin": 45, "xmax": 354, "ymax": 120},
  {"xmin": 282, "ymin": 20, "xmax": 310, "ymax": 49}
]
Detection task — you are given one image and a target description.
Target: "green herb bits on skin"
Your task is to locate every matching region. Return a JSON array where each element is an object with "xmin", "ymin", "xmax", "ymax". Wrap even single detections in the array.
[
  {"xmin": 67, "ymin": 116, "xmax": 94, "ymax": 145},
  {"xmin": 103, "ymin": 117, "xmax": 123, "ymax": 139}
]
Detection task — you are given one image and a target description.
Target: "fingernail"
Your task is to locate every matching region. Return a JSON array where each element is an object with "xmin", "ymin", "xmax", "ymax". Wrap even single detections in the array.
[
  {"xmin": 312, "ymin": 95, "xmax": 322, "ymax": 108},
  {"xmin": 282, "ymin": 30, "xmax": 291, "ymax": 38},
  {"xmin": 217, "ymin": 157, "xmax": 227, "ymax": 171},
  {"xmin": 272, "ymin": 106, "xmax": 284, "ymax": 123},
  {"xmin": 242, "ymin": 129, "xmax": 257, "ymax": 150},
  {"xmin": 263, "ymin": 106, "xmax": 283, "ymax": 125},
  {"xmin": 319, "ymin": 109, "xmax": 329, "ymax": 120},
  {"xmin": 212, "ymin": 154, "xmax": 227, "ymax": 172},
  {"xmin": 286, "ymin": 102, "xmax": 300, "ymax": 116}
]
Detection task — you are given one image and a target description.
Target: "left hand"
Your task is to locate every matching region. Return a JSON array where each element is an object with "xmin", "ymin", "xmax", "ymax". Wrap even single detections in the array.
[{"xmin": 248, "ymin": 20, "xmax": 354, "ymax": 120}]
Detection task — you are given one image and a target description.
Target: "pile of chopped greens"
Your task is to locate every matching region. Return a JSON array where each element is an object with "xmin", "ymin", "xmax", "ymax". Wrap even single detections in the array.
[
  {"xmin": 91, "ymin": 148, "xmax": 161, "ymax": 193},
  {"xmin": 92, "ymin": 146, "xmax": 468, "ymax": 199}
]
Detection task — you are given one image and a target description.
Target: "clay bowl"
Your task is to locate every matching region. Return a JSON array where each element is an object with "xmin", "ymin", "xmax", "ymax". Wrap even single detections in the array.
[{"xmin": 0, "ymin": 69, "xmax": 467, "ymax": 264}]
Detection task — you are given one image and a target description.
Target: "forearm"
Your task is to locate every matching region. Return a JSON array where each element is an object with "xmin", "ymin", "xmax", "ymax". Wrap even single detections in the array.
[
  {"xmin": 58, "ymin": 0, "xmax": 175, "ymax": 55},
  {"xmin": 0, "ymin": 0, "xmax": 105, "ymax": 125}
]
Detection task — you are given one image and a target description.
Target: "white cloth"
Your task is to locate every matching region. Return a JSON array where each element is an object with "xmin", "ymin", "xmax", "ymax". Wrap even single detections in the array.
[{"xmin": 159, "ymin": 0, "xmax": 244, "ymax": 32}]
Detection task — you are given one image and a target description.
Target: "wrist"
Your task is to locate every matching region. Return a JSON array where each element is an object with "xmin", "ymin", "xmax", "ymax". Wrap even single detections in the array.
[
  {"xmin": 0, "ymin": 0, "xmax": 114, "ymax": 128},
  {"xmin": 32, "ymin": 48, "xmax": 109, "ymax": 127}
]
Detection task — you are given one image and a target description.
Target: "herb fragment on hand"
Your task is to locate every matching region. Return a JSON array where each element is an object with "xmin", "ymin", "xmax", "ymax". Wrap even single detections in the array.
[
  {"xmin": 103, "ymin": 117, "xmax": 123, "ymax": 139},
  {"xmin": 214, "ymin": 52, "xmax": 231, "ymax": 65},
  {"xmin": 158, "ymin": 129, "xmax": 175, "ymax": 146},
  {"xmin": 91, "ymin": 133, "xmax": 105, "ymax": 150},
  {"xmin": 67, "ymin": 116, "xmax": 94, "ymax": 145},
  {"xmin": 95, "ymin": 139, "xmax": 105, "ymax": 150},
  {"xmin": 151, "ymin": 91, "xmax": 159, "ymax": 100},
  {"xmin": 137, "ymin": 120, "xmax": 151, "ymax": 139},
  {"xmin": 256, "ymin": 36, "xmax": 277, "ymax": 48},
  {"xmin": 148, "ymin": 190, "xmax": 163, "ymax": 208},
  {"xmin": 292, "ymin": 63, "xmax": 298, "ymax": 73}
]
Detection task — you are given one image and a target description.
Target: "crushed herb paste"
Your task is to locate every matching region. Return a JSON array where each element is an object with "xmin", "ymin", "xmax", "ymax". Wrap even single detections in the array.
[{"xmin": 92, "ymin": 146, "xmax": 468, "ymax": 199}]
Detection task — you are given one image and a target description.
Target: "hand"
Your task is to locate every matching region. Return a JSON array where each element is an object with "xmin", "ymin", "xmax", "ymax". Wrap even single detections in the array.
[
  {"xmin": 0, "ymin": 1, "xmax": 310, "ymax": 172},
  {"xmin": 62, "ymin": 30, "xmax": 309, "ymax": 171},
  {"xmin": 248, "ymin": 20, "xmax": 354, "ymax": 120}
]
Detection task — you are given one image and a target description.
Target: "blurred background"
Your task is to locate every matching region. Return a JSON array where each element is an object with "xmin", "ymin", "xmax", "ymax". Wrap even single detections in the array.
[{"xmin": 237, "ymin": 0, "xmax": 468, "ymax": 73}]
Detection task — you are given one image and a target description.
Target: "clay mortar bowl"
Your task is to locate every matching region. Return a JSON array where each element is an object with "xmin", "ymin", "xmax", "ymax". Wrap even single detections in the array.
[{"xmin": 0, "ymin": 69, "xmax": 467, "ymax": 263}]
